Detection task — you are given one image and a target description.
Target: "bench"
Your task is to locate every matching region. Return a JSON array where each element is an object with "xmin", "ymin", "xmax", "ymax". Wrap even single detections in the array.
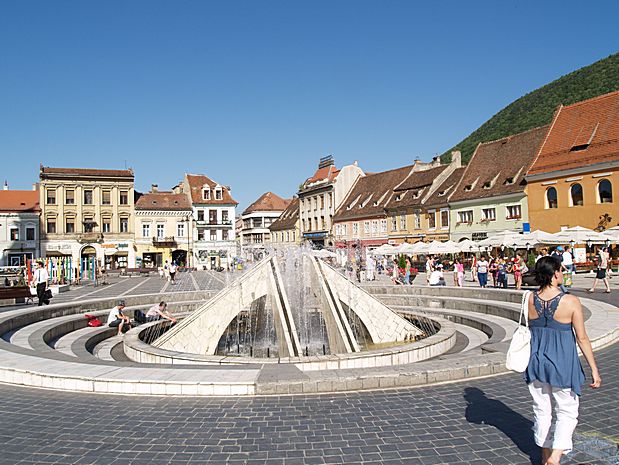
[{"xmin": 0, "ymin": 286, "xmax": 34, "ymax": 305}]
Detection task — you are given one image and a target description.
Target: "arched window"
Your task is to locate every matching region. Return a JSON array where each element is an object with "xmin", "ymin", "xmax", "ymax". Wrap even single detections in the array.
[
  {"xmin": 598, "ymin": 179, "xmax": 613, "ymax": 204},
  {"xmin": 570, "ymin": 183, "xmax": 584, "ymax": 207},
  {"xmin": 546, "ymin": 187, "xmax": 558, "ymax": 209}
]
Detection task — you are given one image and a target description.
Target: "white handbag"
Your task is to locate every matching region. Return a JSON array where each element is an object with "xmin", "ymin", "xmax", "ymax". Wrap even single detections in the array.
[{"xmin": 506, "ymin": 290, "xmax": 532, "ymax": 373}]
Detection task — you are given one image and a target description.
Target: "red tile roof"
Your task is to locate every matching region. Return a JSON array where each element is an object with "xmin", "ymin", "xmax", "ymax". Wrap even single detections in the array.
[
  {"xmin": 529, "ymin": 91, "xmax": 619, "ymax": 176},
  {"xmin": 135, "ymin": 192, "xmax": 192, "ymax": 211},
  {"xmin": 269, "ymin": 197, "xmax": 300, "ymax": 231},
  {"xmin": 185, "ymin": 174, "xmax": 238, "ymax": 205},
  {"xmin": 384, "ymin": 164, "xmax": 449, "ymax": 209},
  {"xmin": 243, "ymin": 192, "xmax": 291, "ymax": 215},
  {"xmin": 40, "ymin": 166, "xmax": 134, "ymax": 178},
  {"xmin": 424, "ymin": 167, "xmax": 467, "ymax": 208},
  {"xmin": 303, "ymin": 165, "xmax": 340, "ymax": 186},
  {"xmin": 450, "ymin": 125, "xmax": 549, "ymax": 203},
  {"xmin": 0, "ymin": 190, "xmax": 40, "ymax": 212},
  {"xmin": 334, "ymin": 165, "xmax": 414, "ymax": 221}
]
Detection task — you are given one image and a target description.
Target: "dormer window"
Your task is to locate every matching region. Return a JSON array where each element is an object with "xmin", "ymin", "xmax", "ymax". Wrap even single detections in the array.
[
  {"xmin": 202, "ymin": 188, "xmax": 211, "ymax": 200},
  {"xmin": 504, "ymin": 177, "xmax": 515, "ymax": 185},
  {"xmin": 464, "ymin": 184, "xmax": 473, "ymax": 191},
  {"xmin": 437, "ymin": 190, "xmax": 447, "ymax": 197},
  {"xmin": 215, "ymin": 188, "xmax": 223, "ymax": 200},
  {"xmin": 482, "ymin": 181, "xmax": 492, "ymax": 189},
  {"xmin": 346, "ymin": 194, "xmax": 361, "ymax": 210}
]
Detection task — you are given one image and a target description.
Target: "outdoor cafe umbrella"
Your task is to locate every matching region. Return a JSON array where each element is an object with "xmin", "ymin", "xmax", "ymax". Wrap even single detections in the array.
[
  {"xmin": 427, "ymin": 240, "xmax": 461, "ymax": 255},
  {"xmin": 456, "ymin": 239, "xmax": 480, "ymax": 253},
  {"xmin": 311, "ymin": 249, "xmax": 338, "ymax": 258},
  {"xmin": 600, "ymin": 226, "xmax": 619, "ymax": 243},
  {"xmin": 477, "ymin": 230, "xmax": 525, "ymax": 248},
  {"xmin": 548, "ymin": 226, "xmax": 612, "ymax": 245},
  {"xmin": 518, "ymin": 230, "xmax": 557, "ymax": 247},
  {"xmin": 411, "ymin": 241, "xmax": 430, "ymax": 255},
  {"xmin": 394, "ymin": 242, "xmax": 417, "ymax": 254},
  {"xmin": 371, "ymin": 244, "xmax": 398, "ymax": 255}
]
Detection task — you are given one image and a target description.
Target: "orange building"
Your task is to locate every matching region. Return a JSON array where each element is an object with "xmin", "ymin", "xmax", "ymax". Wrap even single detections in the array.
[{"xmin": 526, "ymin": 91, "xmax": 619, "ymax": 232}]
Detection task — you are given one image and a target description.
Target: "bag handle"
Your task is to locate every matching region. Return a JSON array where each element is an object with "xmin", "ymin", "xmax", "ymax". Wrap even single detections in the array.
[{"xmin": 519, "ymin": 290, "xmax": 531, "ymax": 327}]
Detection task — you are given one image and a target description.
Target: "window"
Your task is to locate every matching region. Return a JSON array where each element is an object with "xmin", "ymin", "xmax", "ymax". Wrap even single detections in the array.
[
  {"xmin": 372, "ymin": 221, "xmax": 378, "ymax": 235},
  {"xmin": 440, "ymin": 210, "xmax": 449, "ymax": 228},
  {"xmin": 570, "ymin": 184, "xmax": 584, "ymax": 207},
  {"xmin": 177, "ymin": 223, "xmax": 185, "ymax": 237},
  {"xmin": 65, "ymin": 190, "xmax": 74, "ymax": 205},
  {"xmin": 102, "ymin": 191, "xmax": 111, "ymax": 205},
  {"xmin": 482, "ymin": 208, "xmax": 496, "ymax": 221},
  {"xmin": 546, "ymin": 187, "xmax": 558, "ymax": 209},
  {"xmin": 198, "ymin": 229, "xmax": 205, "ymax": 241},
  {"xmin": 352, "ymin": 222, "xmax": 359, "ymax": 236},
  {"xmin": 46, "ymin": 189, "xmax": 56, "ymax": 205},
  {"xmin": 210, "ymin": 230, "xmax": 217, "ymax": 241},
  {"xmin": 391, "ymin": 215, "xmax": 397, "ymax": 231},
  {"xmin": 381, "ymin": 219, "xmax": 387, "ymax": 233},
  {"xmin": 506, "ymin": 204, "xmax": 522, "ymax": 219},
  {"xmin": 292, "ymin": 231, "xmax": 296, "ymax": 242},
  {"xmin": 83, "ymin": 218, "xmax": 94, "ymax": 233},
  {"xmin": 47, "ymin": 218, "xmax": 56, "ymax": 234},
  {"xmin": 414, "ymin": 212, "xmax": 421, "ymax": 230},
  {"xmin": 102, "ymin": 218, "xmax": 111, "ymax": 233},
  {"xmin": 598, "ymin": 180, "xmax": 613, "ymax": 204},
  {"xmin": 428, "ymin": 210, "xmax": 436, "ymax": 229},
  {"xmin": 142, "ymin": 224, "xmax": 150, "ymax": 238},
  {"xmin": 202, "ymin": 189, "xmax": 211, "ymax": 200},
  {"xmin": 215, "ymin": 189, "xmax": 222, "ymax": 200},
  {"xmin": 119, "ymin": 191, "xmax": 129, "ymax": 205},
  {"xmin": 320, "ymin": 196, "xmax": 325, "ymax": 209},
  {"xmin": 197, "ymin": 210, "xmax": 204, "ymax": 221},
  {"xmin": 321, "ymin": 216, "xmax": 326, "ymax": 229},
  {"xmin": 222, "ymin": 210, "xmax": 229, "ymax": 223},
  {"xmin": 120, "ymin": 217, "xmax": 129, "ymax": 233},
  {"xmin": 26, "ymin": 227, "xmax": 35, "ymax": 241},
  {"xmin": 10, "ymin": 228, "xmax": 19, "ymax": 241},
  {"xmin": 156, "ymin": 224, "xmax": 165, "ymax": 238},
  {"xmin": 253, "ymin": 218, "xmax": 262, "ymax": 228},
  {"xmin": 222, "ymin": 230, "xmax": 228, "ymax": 241},
  {"xmin": 364, "ymin": 221, "xmax": 370, "ymax": 235},
  {"xmin": 83, "ymin": 189, "xmax": 93, "ymax": 205},
  {"xmin": 399, "ymin": 213, "xmax": 406, "ymax": 230},
  {"xmin": 458, "ymin": 210, "xmax": 473, "ymax": 224},
  {"xmin": 65, "ymin": 218, "xmax": 75, "ymax": 233},
  {"xmin": 209, "ymin": 210, "xmax": 217, "ymax": 224}
]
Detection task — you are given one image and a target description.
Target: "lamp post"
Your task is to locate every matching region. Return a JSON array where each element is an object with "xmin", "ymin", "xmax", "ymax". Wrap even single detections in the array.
[{"xmin": 182, "ymin": 214, "xmax": 192, "ymax": 269}]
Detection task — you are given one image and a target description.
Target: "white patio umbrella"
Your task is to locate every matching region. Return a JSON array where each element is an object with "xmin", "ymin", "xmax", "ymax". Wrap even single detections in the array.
[
  {"xmin": 411, "ymin": 241, "xmax": 430, "ymax": 255},
  {"xmin": 394, "ymin": 242, "xmax": 417, "ymax": 254},
  {"xmin": 477, "ymin": 230, "xmax": 524, "ymax": 248},
  {"xmin": 311, "ymin": 249, "xmax": 337, "ymax": 258},
  {"xmin": 548, "ymin": 226, "xmax": 612, "ymax": 245},
  {"xmin": 427, "ymin": 240, "xmax": 461, "ymax": 255},
  {"xmin": 371, "ymin": 244, "xmax": 398, "ymax": 255},
  {"xmin": 518, "ymin": 230, "xmax": 557, "ymax": 247},
  {"xmin": 600, "ymin": 226, "xmax": 619, "ymax": 243},
  {"xmin": 456, "ymin": 239, "xmax": 480, "ymax": 253}
]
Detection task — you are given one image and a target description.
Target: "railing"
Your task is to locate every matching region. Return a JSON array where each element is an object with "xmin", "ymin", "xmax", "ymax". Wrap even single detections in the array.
[
  {"xmin": 77, "ymin": 232, "xmax": 104, "ymax": 243},
  {"xmin": 152, "ymin": 236, "xmax": 176, "ymax": 246}
]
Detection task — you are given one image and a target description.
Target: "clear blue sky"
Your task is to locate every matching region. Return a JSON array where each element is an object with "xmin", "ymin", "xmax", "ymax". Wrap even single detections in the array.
[{"xmin": 1, "ymin": 0, "xmax": 618, "ymax": 210}]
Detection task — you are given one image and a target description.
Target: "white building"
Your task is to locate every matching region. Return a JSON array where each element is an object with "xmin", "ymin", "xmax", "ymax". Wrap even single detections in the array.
[
  {"xmin": 0, "ymin": 184, "xmax": 40, "ymax": 266},
  {"xmin": 175, "ymin": 174, "xmax": 237, "ymax": 270},
  {"xmin": 240, "ymin": 192, "xmax": 290, "ymax": 260}
]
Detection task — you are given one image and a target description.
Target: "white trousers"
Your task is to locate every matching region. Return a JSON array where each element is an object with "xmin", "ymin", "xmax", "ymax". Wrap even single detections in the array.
[{"xmin": 528, "ymin": 380, "xmax": 579, "ymax": 453}]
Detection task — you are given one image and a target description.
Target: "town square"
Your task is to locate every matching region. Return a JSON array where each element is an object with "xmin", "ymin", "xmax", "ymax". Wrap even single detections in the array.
[{"xmin": 1, "ymin": 2, "xmax": 619, "ymax": 465}]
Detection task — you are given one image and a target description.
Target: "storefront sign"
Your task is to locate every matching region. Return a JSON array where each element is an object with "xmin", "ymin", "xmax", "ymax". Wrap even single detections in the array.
[
  {"xmin": 303, "ymin": 232, "xmax": 327, "ymax": 238},
  {"xmin": 117, "ymin": 243, "xmax": 129, "ymax": 249},
  {"xmin": 472, "ymin": 232, "xmax": 488, "ymax": 241}
]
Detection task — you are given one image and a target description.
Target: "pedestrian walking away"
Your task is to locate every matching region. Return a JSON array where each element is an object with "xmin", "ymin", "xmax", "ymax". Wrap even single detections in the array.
[
  {"xmin": 524, "ymin": 256, "xmax": 601, "ymax": 465},
  {"xmin": 32, "ymin": 260, "xmax": 49, "ymax": 306},
  {"xmin": 169, "ymin": 261, "xmax": 178, "ymax": 284}
]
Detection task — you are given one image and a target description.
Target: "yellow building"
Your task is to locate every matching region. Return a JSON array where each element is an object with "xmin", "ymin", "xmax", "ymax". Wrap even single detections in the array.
[
  {"xmin": 134, "ymin": 188, "xmax": 192, "ymax": 268},
  {"xmin": 269, "ymin": 197, "xmax": 300, "ymax": 247},
  {"xmin": 527, "ymin": 91, "xmax": 619, "ymax": 232}
]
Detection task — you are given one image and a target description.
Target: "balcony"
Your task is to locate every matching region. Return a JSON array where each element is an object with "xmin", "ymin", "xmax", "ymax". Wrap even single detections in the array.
[
  {"xmin": 77, "ymin": 232, "xmax": 104, "ymax": 244},
  {"xmin": 152, "ymin": 236, "xmax": 177, "ymax": 247},
  {"xmin": 195, "ymin": 220, "xmax": 233, "ymax": 228}
]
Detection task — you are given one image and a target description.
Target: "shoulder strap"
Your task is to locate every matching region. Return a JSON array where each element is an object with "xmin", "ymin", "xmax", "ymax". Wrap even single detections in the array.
[{"xmin": 519, "ymin": 290, "xmax": 531, "ymax": 327}]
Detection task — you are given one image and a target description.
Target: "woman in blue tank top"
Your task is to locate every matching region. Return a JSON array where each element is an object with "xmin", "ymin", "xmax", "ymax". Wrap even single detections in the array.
[{"xmin": 524, "ymin": 256, "xmax": 602, "ymax": 465}]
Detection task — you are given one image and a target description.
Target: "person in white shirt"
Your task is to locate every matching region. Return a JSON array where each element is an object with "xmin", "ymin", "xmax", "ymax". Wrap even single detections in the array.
[
  {"xmin": 562, "ymin": 246, "xmax": 574, "ymax": 273},
  {"xmin": 428, "ymin": 265, "xmax": 446, "ymax": 286},
  {"xmin": 107, "ymin": 300, "xmax": 131, "ymax": 335},
  {"xmin": 146, "ymin": 301, "xmax": 177, "ymax": 323},
  {"xmin": 169, "ymin": 261, "xmax": 178, "ymax": 284},
  {"xmin": 32, "ymin": 261, "xmax": 50, "ymax": 306}
]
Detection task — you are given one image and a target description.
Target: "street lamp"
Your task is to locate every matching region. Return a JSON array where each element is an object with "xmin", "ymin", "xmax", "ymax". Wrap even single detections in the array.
[
  {"xmin": 569, "ymin": 240, "xmax": 575, "ymax": 249},
  {"xmin": 181, "ymin": 214, "xmax": 192, "ymax": 268}
]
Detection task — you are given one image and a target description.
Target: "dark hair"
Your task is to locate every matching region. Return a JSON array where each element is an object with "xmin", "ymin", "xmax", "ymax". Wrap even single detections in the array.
[
  {"xmin": 159, "ymin": 301, "xmax": 167, "ymax": 308},
  {"xmin": 535, "ymin": 256, "xmax": 561, "ymax": 289}
]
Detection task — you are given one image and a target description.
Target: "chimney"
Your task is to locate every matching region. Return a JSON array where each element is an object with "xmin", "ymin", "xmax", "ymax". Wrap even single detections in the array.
[
  {"xmin": 3, "ymin": 180, "xmax": 8, "ymax": 191},
  {"xmin": 151, "ymin": 184, "xmax": 158, "ymax": 193},
  {"xmin": 431, "ymin": 156, "xmax": 441, "ymax": 167},
  {"xmin": 32, "ymin": 183, "xmax": 39, "ymax": 191},
  {"xmin": 450, "ymin": 150, "xmax": 462, "ymax": 168}
]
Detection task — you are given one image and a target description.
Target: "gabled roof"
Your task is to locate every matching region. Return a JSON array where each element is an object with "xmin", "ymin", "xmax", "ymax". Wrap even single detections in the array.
[
  {"xmin": 334, "ymin": 165, "xmax": 414, "ymax": 221},
  {"xmin": 243, "ymin": 192, "xmax": 290, "ymax": 215},
  {"xmin": 528, "ymin": 91, "xmax": 619, "ymax": 176},
  {"xmin": 0, "ymin": 190, "xmax": 40, "ymax": 213},
  {"xmin": 424, "ymin": 167, "xmax": 466, "ymax": 208},
  {"xmin": 269, "ymin": 197, "xmax": 300, "ymax": 231},
  {"xmin": 40, "ymin": 166, "xmax": 134, "ymax": 179},
  {"xmin": 185, "ymin": 174, "xmax": 238, "ymax": 205},
  {"xmin": 135, "ymin": 191, "xmax": 192, "ymax": 211},
  {"xmin": 384, "ymin": 164, "xmax": 448, "ymax": 209},
  {"xmin": 303, "ymin": 165, "xmax": 340, "ymax": 187},
  {"xmin": 450, "ymin": 125, "xmax": 550, "ymax": 203}
]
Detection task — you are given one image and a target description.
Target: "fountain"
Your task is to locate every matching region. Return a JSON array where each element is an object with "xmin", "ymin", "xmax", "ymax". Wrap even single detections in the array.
[{"xmin": 153, "ymin": 247, "xmax": 422, "ymax": 359}]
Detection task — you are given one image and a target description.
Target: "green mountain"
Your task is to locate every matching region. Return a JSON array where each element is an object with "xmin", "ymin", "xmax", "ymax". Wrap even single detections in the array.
[{"xmin": 441, "ymin": 52, "xmax": 619, "ymax": 164}]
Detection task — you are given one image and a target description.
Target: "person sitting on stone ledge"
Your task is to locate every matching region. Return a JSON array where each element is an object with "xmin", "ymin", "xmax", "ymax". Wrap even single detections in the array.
[
  {"xmin": 107, "ymin": 300, "xmax": 131, "ymax": 335},
  {"xmin": 145, "ymin": 301, "xmax": 177, "ymax": 323}
]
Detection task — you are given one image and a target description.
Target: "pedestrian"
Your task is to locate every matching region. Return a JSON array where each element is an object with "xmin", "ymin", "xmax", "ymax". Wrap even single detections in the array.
[
  {"xmin": 513, "ymin": 255, "xmax": 523, "ymax": 290},
  {"xmin": 455, "ymin": 258, "xmax": 464, "ymax": 287},
  {"xmin": 497, "ymin": 258, "xmax": 508, "ymax": 289},
  {"xmin": 169, "ymin": 261, "xmax": 177, "ymax": 284},
  {"xmin": 146, "ymin": 301, "xmax": 177, "ymax": 323},
  {"xmin": 425, "ymin": 255, "xmax": 433, "ymax": 284},
  {"xmin": 562, "ymin": 246, "xmax": 575, "ymax": 288},
  {"xmin": 525, "ymin": 256, "xmax": 601, "ymax": 465},
  {"xmin": 428, "ymin": 264, "xmax": 446, "ymax": 286},
  {"xmin": 588, "ymin": 247, "xmax": 611, "ymax": 293},
  {"xmin": 32, "ymin": 260, "xmax": 49, "ymax": 306},
  {"xmin": 489, "ymin": 257, "xmax": 498, "ymax": 287},
  {"xmin": 477, "ymin": 255, "xmax": 489, "ymax": 288},
  {"xmin": 391, "ymin": 258, "xmax": 399, "ymax": 284},
  {"xmin": 164, "ymin": 260, "xmax": 170, "ymax": 281},
  {"xmin": 107, "ymin": 300, "xmax": 131, "ymax": 335},
  {"xmin": 470, "ymin": 255, "xmax": 478, "ymax": 282},
  {"xmin": 536, "ymin": 247, "xmax": 549, "ymax": 263}
]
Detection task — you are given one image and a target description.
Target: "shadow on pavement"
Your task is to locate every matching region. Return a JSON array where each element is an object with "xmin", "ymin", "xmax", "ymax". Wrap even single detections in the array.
[{"xmin": 464, "ymin": 387, "xmax": 539, "ymax": 465}]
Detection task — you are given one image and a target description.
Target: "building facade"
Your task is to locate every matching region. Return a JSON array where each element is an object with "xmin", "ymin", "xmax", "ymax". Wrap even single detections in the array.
[
  {"xmin": 298, "ymin": 156, "xmax": 364, "ymax": 247},
  {"xmin": 333, "ymin": 164, "xmax": 413, "ymax": 261},
  {"xmin": 527, "ymin": 91, "xmax": 619, "ymax": 232},
  {"xmin": 39, "ymin": 166, "xmax": 136, "ymax": 271},
  {"xmin": 0, "ymin": 184, "xmax": 40, "ymax": 266},
  {"xmin": 448, "ymin": 127, "xmax": 549, "ymax": 242},
  {"xmin": 177, "ymin": 174, "xmax": 237, "ymax": 270},
  {"xmin": 134, "ymin": 187, "xmax": 193, "ymax": 268},
  {"xmin": 422, "ymin": 167, "xmax": 466, "ymax": 242},
  {"xmin": 269, "ymin": 197, "xmax": 300, "ymax": 247},
  {"xmin": 240, "ymin": 192, "xmax": 290, "ymax": 260}
]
